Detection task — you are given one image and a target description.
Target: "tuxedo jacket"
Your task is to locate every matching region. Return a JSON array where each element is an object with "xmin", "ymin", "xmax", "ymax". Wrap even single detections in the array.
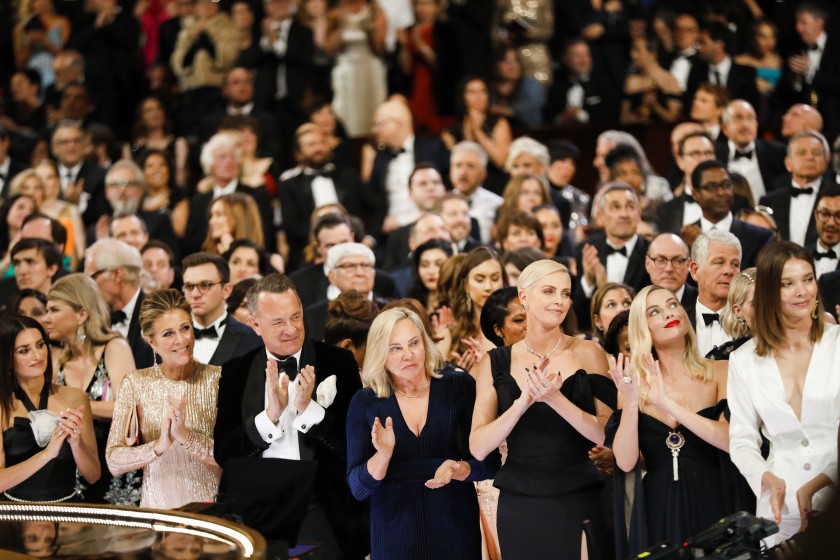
[
  {"xmin": 759, "ymin": 175, "xmax": 839, "ymax": 246},
  {"xmin": 182, "ymin": 183, "xmax": 274, "ymax": 256},
  {"xmin": 289, "ymin": 263, "xmax": 397, "ymax": 311},
  {"xmin": 304, "ymin": 294, "xmax": 391, "ymax": 342},
  {"xmin": 682, "ymin": 283, "xmax": 699, "ymax": 330},
  {"xmin": 656, "ymin": 192, "xmax": 752, "ymax": 235},
  {"xmin": 125, "ymin": 290, "xmax": 154, "ymax": 369},
  {"xmin": 213, "ymin": 341, "xmax": 368, "ymax": 558},
  {"xmin": 714, "ymin": 138, "xmax": 787, "ymax": 197},
  {"xmin": 819, "ymin": 269, "xmax": 840, "ymax": 320},
  {"xmin": 62, "ymin": 160, "xmax": 107, "ymax": 228},
  {"xmin": 208, "ymin": 314, "xmax": 263, "ymax": 367},
  {"xmin": 687, "ymin": 61, "xmax": 760, "ymax": 111},
  {"xmin": 545, "ymin": 69, "xmax": 619, "ymax": 125},
  {"xmin": 254, "ymin": 20, "xmax": 315, "ymax": 113}
]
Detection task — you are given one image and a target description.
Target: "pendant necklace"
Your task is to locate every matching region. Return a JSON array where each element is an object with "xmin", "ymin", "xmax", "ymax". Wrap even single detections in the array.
[
  {"xmin": 523, "ymin": 336, "xmax": 563, "ymax": 362},
  {"xmin": 666, "ymin": 430, "xmax": 686, "ymax": 481},
  {"xmin": 394, "ymin": 379, "xmax": 431, "ymax": 398}
]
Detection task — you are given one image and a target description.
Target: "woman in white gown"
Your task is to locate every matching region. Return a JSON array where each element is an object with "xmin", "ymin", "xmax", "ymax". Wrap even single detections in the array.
[
  {"xmin": 325, "ymin": 0, "xmax": 388, "ymax": 138},
  {"xmin": 728, "ymin": 241, "xmax": 840, "ymax": 544}
]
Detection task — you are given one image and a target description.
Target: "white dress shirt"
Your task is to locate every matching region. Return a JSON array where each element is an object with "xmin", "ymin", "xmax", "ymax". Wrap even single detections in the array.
[
  {"xmin": 728, "ymin": 325, "xmax": 840, "ymax": 544},
  {"xmin": 58, "ymin": 162, "xmax": 88, "ymax": 214},
  {"xmin": 386, "ymin": 136, "xmax": 421, "ymax": 227},
  {"xmin": 261, "ymin": 18, "xmax": 293, "ymax": 100},
  {"xmin": 226, "ymin": 101, "xmax": 254, "ymax": 116},
  {"xmin": 310, "ymin": 173, "xmax": 339, "ymax": 209},
  {"xmin": 255, "ymin": 348, "xmax": 327, "ymax": 460},
  {"xmin": 580, "ymin": 235, "xmax": 637, "ymax": 298},
  {"xmin": 212, "ymin": 179, "xmax": 238, "ymax": 199},
  {"xmin": 670, "ymin": 47, "xmax": 696, "ymax": 92},
  {"xmin": 0, "ymin": 156, "xmax": 10, "ymax": 196},
  {"xmin": 694, "ymin": 300, "xmax": 728, "ymax": 357},
  {"xmin": 814, "ymin": 240, "xmax": 840, "ymax": 279},
  {"xmin": 709, "ymin": 56, "xmax": 732, "ymax": 86},
  {"xmin": 466, "ymin": 186, "xmax": 504, "ymax": 244},
  {"xmin": 727, "ymin": 140, "xmax": 766, "ymax": 201},
  {"xmin": 192, "ymin": 313, "xmax": 228, "ymax": 364},
  {"xmin": 682, "ymin": 185, "xmax": 704, "ymax": 226},
  {"xmin": 700, "ymin": 211, "xmax": 733, "ymax": 233},
  {"xmin": 113, "ymin": 288, "xmax": 142, "ymax": 339},
  {"xmin": 789, "ymin": 178, "xmax": 820, "ymax": 247}
]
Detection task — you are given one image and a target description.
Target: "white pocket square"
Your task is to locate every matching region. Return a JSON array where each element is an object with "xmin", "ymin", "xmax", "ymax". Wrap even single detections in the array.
[{"xmin": 316, "ymin": 375, "xmax": 338, "ymax": 408}]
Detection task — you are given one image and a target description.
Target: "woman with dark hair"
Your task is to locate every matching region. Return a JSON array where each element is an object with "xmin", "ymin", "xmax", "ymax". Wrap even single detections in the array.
[
  {"xmin": 0, "ymin": 194, "xmax": 37, "ymax": 273},
  {"xmin": 480, "ymin": 287, "xmax": 526, "ymax": 351},
  {"xmin": 489, "ymin": 46, "xmax": 546, "ymax": 129},
  {"xmin": 602, "ymin": 309, "xmax": 630, "ymax": 359},
  {"xmin": 590, "ymin": 282, "xmax": 635, "ymax": 343},
  {"xmin": 407, "ymin": 239, "xmax": 452, "ymax": 313},
  {"xmin": 734, "ymin": 19, "xmax": 781, "ymax": 98},
  {"xmin": 9, "ymin": 289, "xmax": 48, "ymax": 328},
  {"xmin": 124, "ymin": 96, "xmax": 189, "ymax": 190},
  {"xmin": 224, "ymin": 239, "xmax": 270, "ymax": 285},
  {"xmin": 495, "ymin": 210, "xmax": 544, "ymax": 256},
  {"xmin": 138, "ymin": 149, "xmax": 189, "ymax": 239},
  {"xmin": 729, "ymin": 242, "xmax": 840, "ymax": 544},
  {"xmin": 226, "ymin": 277, "xmax": 258, "ymax": 324},
  {"xmin": 0, "ymin": 315, "xmax": 99, "ymax": 502},
  {"xmin": 502, "ymin": 247, "xmax": 544, "ymax": 288},
  {"xmin": 324, "ymin": 290, "xmax": 380, "ymax": 372}
]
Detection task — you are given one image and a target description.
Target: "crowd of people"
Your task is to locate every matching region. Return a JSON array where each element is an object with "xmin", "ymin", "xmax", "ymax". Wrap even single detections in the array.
[{"xmin": 1, "ymin": 0, "xmax": 840, "ymax": 559}]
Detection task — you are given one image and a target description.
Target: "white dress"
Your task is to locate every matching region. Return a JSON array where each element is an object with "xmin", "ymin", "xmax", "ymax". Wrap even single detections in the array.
[
  {"xmin": 728, "ymin": 325, "xmax": 840, "ymax": 544},
  {"xmin": 330, "ymin": 5, "xmax": 387, "ymax": 137}
]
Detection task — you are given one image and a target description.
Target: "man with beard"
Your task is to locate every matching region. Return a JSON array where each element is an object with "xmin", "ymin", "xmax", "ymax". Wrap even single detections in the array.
[
  {"xmin": 90, "ymin": 159, "xmax": 180, "ymax": 257},
  {"xmin": 279, "ymin": 124, "xmax": 369, "ymax": 271},
  {"xmin": 435, "ymin": 192, "xmax": 482, "ymax": 255}
]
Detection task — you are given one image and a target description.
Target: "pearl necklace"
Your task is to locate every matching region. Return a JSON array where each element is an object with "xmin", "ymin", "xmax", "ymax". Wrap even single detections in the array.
[
  {"xmin": 393, "ymin": 379, "xmax": 431, "ymax": 398},
  {"xmin": 523, "ymin": 336, "xmax": 563, "ymax": 361}
]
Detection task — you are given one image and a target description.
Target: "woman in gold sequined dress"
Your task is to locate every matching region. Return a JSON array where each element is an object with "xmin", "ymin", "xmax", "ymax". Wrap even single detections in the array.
[{"xmin": 106, "ymin": 289, "xmax": 221, "ymax": 509}]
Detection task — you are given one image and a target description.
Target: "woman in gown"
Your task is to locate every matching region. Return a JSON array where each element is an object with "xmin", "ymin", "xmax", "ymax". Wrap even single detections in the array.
[
  {"xmin": 346, "ymin": 307, "xmax": 500, "ymax": 559},
  {"xmin": 13, "ymin": 0, "xmax": 70, "ymax": 88},
  {"xmin": 325, "ymin": 0, "xmax": 388, "ymax": 138},
  {"xmin": 606, "ymin": 285, "xmax": 735, "ymax": 557},
  {"xmin": 106, "ymin": 289, "xmax": 221, "ymax": 509},
  {"xmin": 0, "ymin": 315, "xmax": 99, "ymax": 503},
  {"xmin": 471, "ymin": 260, "xmax": 616, "ymax": 560},
  {"xmin": 45, "ymin": 274, "xmax": 138, "ymax": 504},
  {"xmin": 728, "ymin": 242, "xmax": 840, "ymax": 544}
]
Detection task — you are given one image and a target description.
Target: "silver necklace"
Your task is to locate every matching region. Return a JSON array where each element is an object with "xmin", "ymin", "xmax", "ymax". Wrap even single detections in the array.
[
  {"xmin": 523, "ymin": 336, "xmax": 563, "ymax": 361},
  {"xmin": 393, "ymin": 379, "xmax": 431, "ymax": 398}
]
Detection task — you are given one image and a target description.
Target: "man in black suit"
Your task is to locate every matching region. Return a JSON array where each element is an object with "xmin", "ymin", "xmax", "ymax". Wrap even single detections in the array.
[
  {"xmin": 366, "ymin": 99, "xmax": 448, "ymax": 240},
  {"xmin": 574, "ymin": 183, "xmax": 650, "ymax": 332},
  {"xmin": 687, "ymin": 21, "xmax": 760, "ymax": 111},
  {"xmin": 155, "ymin": 0, "xmax": 195, "ymax": 74},
  {"xmin": 760, "ymin": 131, "xmax": 835, "ymax": 247},
  {"xmin": 715, "ymin": 100, "xmax": 786, "ymax": 204},
  {"xmin": 434, "ymin": 192, "xmax": 482, "ymax": 255},
  {"xmin": 545, "ymin": 37, "xmax": 618, "ymax": 125},
  {"xmin": 818, "ymin": 269, "xmax": 840, "ymax": 320},
  {"xmin": 51, "ymin": 121, "xmax": 107, "ymax": 227},
  {"xmin": 182, "ymin": 252, "xmax": 262, "ymax": 366},
  {"xmin": 808, "ymin": 186, "xmax": 840, "ymax": 279},
  {"xmin": 213, "ymin": 273, "xmax": 368, "ymax": 559},
  {"xmin": 280, "ymin": 124, "xmax": 368, "ymax": 271},
  {"xmin": 779, "ymin": 3, "xmax": 840, "ymax": 146},
  {"xmin": 658, "ymin": 131, "xmax": 716, "ymax": 235},
  {"xmin": 85, "ymin": 238, "xmax": 154, "ymax": 369},
  {"xmin": 644, "ymin": 233, "xmax": 698, "ymax": 327},
  {"xmin": 0, "ymin": 125, "xmax": 26, "ymax": 199},
  {"xmin": 662, "ymin": 13, "xmax": 701, "ymax": 93},
  {"xmin": 690, "ymin": 160, "xmax": 775, "ymax": 269}
]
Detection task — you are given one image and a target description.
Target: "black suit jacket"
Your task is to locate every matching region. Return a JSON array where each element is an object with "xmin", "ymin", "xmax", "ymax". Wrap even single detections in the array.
[
  {"xmin": 289, "ymin": 263, "xmax": 397, "ymax": 311},
  {"xmin": 199, "ymin": 108, "xmax": 282, "ymax": 159},
  {"xmin": 156, "ymin": 17, "xmax": 183, "ymax": 71},
  {"xmin": 759, "ymin": 176, "xmax": 838, "ymax": 246},
  {"xmin": 304, "ymin": 294, "xmax": 391, "ymax": 342},
  {"xmin": 656, "ymin": 192, "xmax": 752, "ymax": 235},
  {"xmin": 125, "ymin": 289, "xmax": 154, "ymax": 369},
  {"xmin": 681, "ymin": 284, "xmax": 699, "ymax": 330},
  {"xmin": 254, "ymin": 21, "xmax": 315, "ymax": 116},
  {"xmin": 714, "ymin": 139, "xmax": 787, "ymax": 198},
  {"xmin": 208, "ymin": 314, "xmax": 262, "ymax": 366},
  {"xmin": 61, "ymin": 160, "xmax": 107, "ymax": 227},
  {"xmin": 213, "ymin": 341, "xmax": 368, "ymax": 558},
  {"xmin": 818, "ymin": 269, "xmax": 840, "ymax": 321},
  {"xmin": 545, "ymin": 69, "xmax": 619, "ymax": 125},
  {"xmin": 687, "ymin": 60, "xmax": 760, "ymax": 110}
]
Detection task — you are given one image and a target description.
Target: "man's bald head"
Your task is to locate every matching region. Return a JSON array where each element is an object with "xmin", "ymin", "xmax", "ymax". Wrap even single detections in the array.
[
  {"xmin": 781, "ymin": 104, "xmax": 823, "ymax": 138},
  {"xmin": 372, "ymin": 99, "xmax": 413, "ymax": 149}
]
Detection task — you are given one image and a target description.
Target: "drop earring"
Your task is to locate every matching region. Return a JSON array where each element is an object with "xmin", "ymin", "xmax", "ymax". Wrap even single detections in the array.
[
  {"xmin": 811, "ymin": 300, "xmax": 820, "ymax": 320},
  {"xmin": 466, "ymin": 297, "xmax": 472, "ymax": 313},
  {"xmin": 77, "ymin": 325, "xmax": 86, "ymax": 343}
]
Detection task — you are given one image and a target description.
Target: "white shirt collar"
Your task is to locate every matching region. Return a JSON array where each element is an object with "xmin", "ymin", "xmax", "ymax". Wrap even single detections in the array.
[
  {"xmin": 213, "ymin": 179, "xmax": 238, "ymax": 198},
  {"xmin": 59, "ymin": 162, "xmax": 83, "ymax": 179},
  {"xmin": 227, "ymin": 101, "xmax": 254, "ymax": 116},
  {"xmin": 402, "ymin": 135, "xmax": 415, "ymax": 154},
  {"xmin": 701, "ymin": 211, "xmax": 733, "ymax": 232},
  {"xmin": 816, "ymin": 31, "xmax": 828, "ymax": 51},
  {"xmin": 194, "ymin": 311, "xmax": 228, "ymax": 330},
  {"xmin": 818, "ymin": 239, "xmax": 840, "ymax": 254},
  {"xmin": 607, "ymin": 234, "xmax": 637, "ymax": 255},
  {"xmin": 0, "ymin": 157, "xmax": 10, "ymax": 176},
  {"xmin": 266, "ymin": 346, "xmax": 302, "ymax": 364},
  {"xmin": 728, "ymin": 139, "xmax": 755, "ymax": 156},
  {"xmin": 120, "ymin": 288, "xmax": 142, "ymax": 323},
  {"xmin": 791, "ymin": 176, "xmax": 821, "ymax": 191},
  {"xmin": 712, "ymin": 56, "xmax": 732, "ymax": 76}
]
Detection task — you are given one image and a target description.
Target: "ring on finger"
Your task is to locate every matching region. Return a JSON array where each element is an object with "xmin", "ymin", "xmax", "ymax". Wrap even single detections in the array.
[
  {"xmin": 59, "ymin": 429, "xmax": 65, "ymax": 435},
  {"xmin": 622, "ymin": 376, "xmax": 632, "ymax": 384},
  {"xmin": 73, "ymin": 428, "xmax": 78, "ymax": 434}
]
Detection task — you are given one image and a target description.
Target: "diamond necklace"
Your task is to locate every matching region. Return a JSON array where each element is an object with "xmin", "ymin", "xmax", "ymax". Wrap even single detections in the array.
[
  {"xmin": 393, "ymin": 378, "xmax": 431, "ymax": 398},
  {"xmin": 523, "ymin": 336, "xmax": 564, "ymax": 361}
]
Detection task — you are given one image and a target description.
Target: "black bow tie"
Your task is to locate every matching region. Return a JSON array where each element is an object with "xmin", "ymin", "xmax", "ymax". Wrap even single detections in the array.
[
  {"xmin": 814, "ymin": 249, "xmax": 838, "ymax": 260},
  {"xmin": 388, "ymin": 147, "xmax": 406, "ymax": 157},
  {"xmin": 194, "ymin": 318, "xmax": 226, "ymax": 340},
  {"xmin": 275, "ymin": 356, "xmax": 298, "ymax": 379},
  {"xmin": 110, "ymin": 310, "xmax": 127, "ymax": 325},
  {"xmin": 807, "ymin": 43, "xmax": 820, "ymax": 52},
  {"xmin": 790, "ymin": 186, "xmax": 814, "ymax": 197},
  {"xmin": 702, "ymin": 313, "xmax": 720, "ymax": 326},
  {"xmin": 733, "ymin": 150, "xmax": 753, "ymax": 160},
  {"xmin": 305, "ymin": 163, "xmax": 335, "ymax": 178},
  {"xmin": 684, "ymin": 193, "xmax": 695, "ymax": 204},
  {"xmin": 606, "ymin": 245, "xmax": 627, "ymax": 257}
]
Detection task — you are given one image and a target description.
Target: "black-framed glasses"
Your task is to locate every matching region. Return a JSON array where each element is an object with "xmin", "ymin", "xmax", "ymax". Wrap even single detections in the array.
[
  {"xmin": 89, "ymin": 268, "xmax": 114, "ymax": 281},
  {"xmin": 695, "ymin": 179, "xmax": 734, "ymax": 193},
  {"xmin": 646, "ymin": 255, "xmax": 689, "ymax": 268},
  {"xmin": 182, "ymin": 281, "xmax": 223, "ymax": 294},
  {"xmin": 815, "ymin": 208, "xmax": 840, "ymax": 223}
]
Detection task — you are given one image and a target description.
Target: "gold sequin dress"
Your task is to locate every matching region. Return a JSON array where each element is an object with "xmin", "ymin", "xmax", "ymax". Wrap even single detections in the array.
[{"xmin": 106, "ymin": 363, "xmax": 221, "ymax": 509}]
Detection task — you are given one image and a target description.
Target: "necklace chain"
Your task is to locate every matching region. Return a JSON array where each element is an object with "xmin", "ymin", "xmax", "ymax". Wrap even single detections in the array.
[
  {"xmin": 523, "ymin": 336, "xmax": 563, "ymax": 361},
  {"xmin": 393, "ymin": 378, "xmax": 431, "ymax": 398}
]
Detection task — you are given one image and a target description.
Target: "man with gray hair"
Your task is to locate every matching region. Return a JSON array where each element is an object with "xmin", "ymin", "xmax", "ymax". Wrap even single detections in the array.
[
  {"xmin": 760, "ymin": 130, "xmax": 837, "ymax": 247},
  {"xmin": 85, "ymin": 238, "xmax": 154, "ymax": 368},
  {"xmin": 592, "ymin": 130, "xmax": 672, "ymax": 201},
  {"xmin": 450, "ymin": 141, "xmax": 502, "ymax": 244},
  {"xmin": 305, "ymin": 242, "xmax": 390, "ymax": 340},
  {"xmin": 689, "ymin": 229, "xmax": 742, "ymax": 356},
  {"xmin": 52, "ymin": 120, "xmax": 107, "ymax": 226}
]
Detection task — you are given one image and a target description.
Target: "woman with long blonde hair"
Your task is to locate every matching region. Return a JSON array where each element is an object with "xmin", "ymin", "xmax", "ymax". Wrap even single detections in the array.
[{"xmin": 606, "ymin": 284, "xmax": 734, "ymax": 556}]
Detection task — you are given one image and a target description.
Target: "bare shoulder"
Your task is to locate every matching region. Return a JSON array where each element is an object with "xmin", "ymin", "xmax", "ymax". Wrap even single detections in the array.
[
  {"xmin": 104, "ymin": 337, "xmax": 133, "ymax": 356},
  {"xmin": 570, "ymin": 338, "xmax": 610, "ymax": 377}
]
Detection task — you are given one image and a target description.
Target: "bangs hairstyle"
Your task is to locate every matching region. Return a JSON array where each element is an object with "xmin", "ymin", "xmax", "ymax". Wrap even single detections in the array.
[
  {"xmin": 0, "ymin": 315, "xmax": 54, "ymax": 429},
  {"xmin": 752, "ymin": 242, "xmax": 824, "ymax": 357},
  {"xmin": 721, "ymin": 267, "xmax": 755, "ymax": 339},
  {"xmin": 362, "ymin": 307, "xmax": 443, "ymax": 398},
  {"xmin": 628, "ymin": 285, "xmax": 711, "ymax": 408},
  {"xmin": 139, "ymin": 289, "xmax": 192, "ymax": 340}
]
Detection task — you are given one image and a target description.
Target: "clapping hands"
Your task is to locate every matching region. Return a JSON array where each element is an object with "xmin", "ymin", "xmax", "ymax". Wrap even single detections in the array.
[
  {"xmin": 523, "ymin": 357, "xmax": 562, "ymax": 405},
  {"xmin": 607, "ymin": 353, "xmax": 640, "ymax": 405},
  {"xmin": 57, "ymin": 405, "xmax": 85, "ymax": 447},
  {"xmin": 371, "ymin": 416, "xmax": 395, "ymax": 457}
]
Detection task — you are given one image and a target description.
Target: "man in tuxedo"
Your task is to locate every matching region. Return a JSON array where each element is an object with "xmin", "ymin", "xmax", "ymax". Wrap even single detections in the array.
[
  {"xmin": 644, "ymin": 233, "xmax": 698, "ymax": 327},
  {"xmin": 0, "ymin": 125, "xmax": 26, "ymax": 199},
  {"xmin": 687, "ymin": 21, "xmax": 760, "ymax": 110},
  {"xmin": 689, "ymin": 230, "xmax": 742, "ymax": 356},
  {"xmin": 305, "ymin": 243, "xmax": 391, "ymax": 341},
  {"xmin": 545, "ymin": 37, "xmax": 618, "ymax": 125},
  {"xmin": 366, "ymin": 99, "xmax": 448, "ymax": 239},
  {"xmin": 182, "ymin": 252, "xmax": 261, "ymax": 366},
  {"xmin": 51, "ymin": 120, "xmax": 106, "ymax": 227},
  {"xmin": 716, "ymin": 100, "xmax": 786, "ymax": 203},
  {"xmin": 689, "ymin": 160, "xmax": 775, "ymax": 268},
  {"xmin": 450, "ymin": 142, "xmax": 502, "ymax": 244},
  {"xmin": 141, "ymin": 240, "xmax": 177, "ymax": 292},
  {"xmin": 85, "ymin": 239, "xmax": 154, "ymax": 369},
  {"xmin": 808, "ymin": 186, "xmax": 840, "ymax": 278},
  {"xmin": 664, "ymin": 13, "xmax": 701, "ymax": 93},
  {"xmin": 574, "ymin": 183, "xmax": 650, "ymax": 332},
  {"xmin": 290, "ymin": 213, "xmax": 396, "ymax": 310},
  {"xmin": 781, "ymin": 104, "xmax": 823, "ymax": 140},
  {"xmin": 657, "ymin": 131, "xmax": 716, "ymax": 234},
  {"xmin": 280, "ymin": 124, "xmax": 366, "ymax": 271},
  {"xmin": 213, "ymin": 273, "xmax": 368, "ymax": 559},
  {"xmin": 818, "ymin": 268, "xmax": 840, "ymax": 320},
  {"xmin": 779, "ymin": 2, "xmax": 840, "ymax": 145},
  {"xmin": 760, "ymin": 131, "xmax": 834, "ymax": 247},
  {"xmin": 435, "ymin": 192, "xmax": 482, "ymax": 255}
]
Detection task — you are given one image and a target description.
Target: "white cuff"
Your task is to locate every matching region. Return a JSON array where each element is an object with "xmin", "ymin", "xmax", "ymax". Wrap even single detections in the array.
[
  {"xmin": 581, "ymin": 275, "xmax": 595, "ymax": 298},
  {"xmin": 293, "ymin": 400, "xmax": 325, "ymax": 433},
  {"xmin": 255, "ymin": 410, "xmax": 284, "ymax": 443}
]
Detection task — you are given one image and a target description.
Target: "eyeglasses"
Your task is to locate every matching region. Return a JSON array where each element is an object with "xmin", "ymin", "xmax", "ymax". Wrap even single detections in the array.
[
  {"xmin": 815, "ymin": 208, "xmax": 840, "ymax": 223},
  {"xmin": 646, "ymin": 255, "xmax": 689, "ymax": 268},
  {"xmin": 683, "ymin": 150, "xmax": 715, "ymax": 158},
  {"xmin": 695, "ymin": 180, "xmax": 734, "ymax": 193},
  {"xmin": 183, "ymin": 281, "xmax": 223, "ymax": 294},
  {"xmin": 89, "ymin": 268, "xmax": 114, "ymax": 281},
  {"xmin": 335, "ymin": 262, "xmax": 374, "ymax": 272},
  {"xmin": 106, "ymin": 180, "xmax": 141, "ymax": 189}
]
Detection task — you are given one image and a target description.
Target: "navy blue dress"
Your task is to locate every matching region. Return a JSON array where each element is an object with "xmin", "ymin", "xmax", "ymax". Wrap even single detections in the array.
[{"xmin": 346, "ymin": 370, "xmax": 500, "ymax": 560}]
